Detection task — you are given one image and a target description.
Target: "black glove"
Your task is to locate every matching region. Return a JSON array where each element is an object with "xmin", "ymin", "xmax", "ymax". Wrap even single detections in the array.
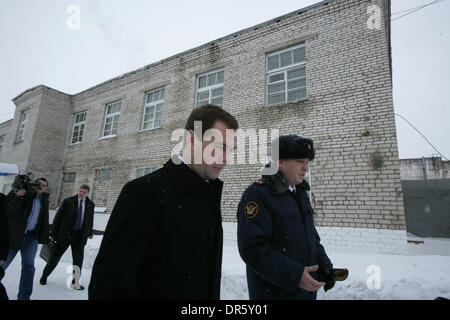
[
  {"xmin": 318, "ymin": 267, "xmax": 349, "ymax": 292},
  {"xmin": 317, "ymin": 266, "xmax": 335, "ymax": 292}
]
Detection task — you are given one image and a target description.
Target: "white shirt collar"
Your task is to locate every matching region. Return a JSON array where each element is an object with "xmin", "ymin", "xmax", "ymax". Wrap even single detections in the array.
[{"xmin": 289, "ymin": 185, "xmax": 296, "ymax": 193}]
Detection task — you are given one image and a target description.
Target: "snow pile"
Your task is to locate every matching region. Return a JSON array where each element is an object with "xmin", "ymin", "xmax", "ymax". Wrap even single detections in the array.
[{"xmin": 2, "ymin": 221, "xmax": 449, "ymax": 300}]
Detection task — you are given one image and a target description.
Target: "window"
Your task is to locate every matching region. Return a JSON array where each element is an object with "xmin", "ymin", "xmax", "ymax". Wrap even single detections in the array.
[
  {"xmin": 142, "ymin": 88, "xmax": 165, "ymax": 130},
  {"xmin": 95, "ymin": 169, "xmax": 111, "ymax": 182},
  {"xmin": 266, "ymin": 44, "xmax": 306, "ymax": 105},
  {"xmin": 16, "ymin": 110, "xmax": 29, "ymax": 143},
  {"xmin": 102, "ymin": 101, "xmax": 121, "ymax": 137},
  {"xmin": 70, "ymin": 111, "xmax": 86, "ymax": 144},
  {"xmin": 63, "ymin": 172, "xmax": 76, "ymax": 182},
  {"xmin": 196, "ymin": 69, "xmax": 224, "ymax": 107},
  {"xmin": 135, "ymin": 167, "xmax": 157, "ymax": 178},
  {"xmin": 0, "ymin": 135, "xmax": 5, "ymax": 153}
]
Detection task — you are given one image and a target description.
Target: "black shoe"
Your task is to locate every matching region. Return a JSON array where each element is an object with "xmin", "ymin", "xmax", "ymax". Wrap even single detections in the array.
[
  {"xmin": 71, "ymin": 284, "xmax": 85, "ymax": 290},
  {"xmin": 40, "ymin": 276, "xmax": 47, "ymax": 285}
]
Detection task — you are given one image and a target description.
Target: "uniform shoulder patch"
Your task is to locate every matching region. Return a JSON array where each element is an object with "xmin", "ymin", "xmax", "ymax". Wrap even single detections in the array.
[
  {"xmin": 244, "ymin": 201, "xmax": 259, "ymax": 219},
  {"xmin": 255, "ymin": 179, "xmax": 264, "ymax": 185}
]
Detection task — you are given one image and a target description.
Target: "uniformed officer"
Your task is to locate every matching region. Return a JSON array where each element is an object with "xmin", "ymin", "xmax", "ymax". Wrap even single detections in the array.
[{"xmin": 237, "ymin": 134, "xmax": 334, "ymax": 300}]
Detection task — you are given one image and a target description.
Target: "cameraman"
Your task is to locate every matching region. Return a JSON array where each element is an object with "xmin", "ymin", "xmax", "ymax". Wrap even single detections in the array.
[{"xmin": 0, "ymin": 178, "xmax": 50, "ymax": 300}]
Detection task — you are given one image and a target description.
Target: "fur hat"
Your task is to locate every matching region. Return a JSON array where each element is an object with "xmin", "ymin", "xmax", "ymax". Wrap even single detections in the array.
[{"xmin": 272, "ymin": 134, "xmax": 315, "ymax": 161}]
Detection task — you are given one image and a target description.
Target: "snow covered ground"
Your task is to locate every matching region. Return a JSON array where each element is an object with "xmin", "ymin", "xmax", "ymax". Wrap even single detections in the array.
[{"xmin": 2, "ymin": 215, "xmax": 449, "ymax": 300}]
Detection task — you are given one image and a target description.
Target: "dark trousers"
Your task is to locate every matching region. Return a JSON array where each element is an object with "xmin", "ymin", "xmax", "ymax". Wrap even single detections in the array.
[
  {"xmin": 42, "ymin": 231, "xmax": 85, "ymax": 280},
  {"xmin": 1, "ymin": 231, "xmax": 38, "ymax": 300}
]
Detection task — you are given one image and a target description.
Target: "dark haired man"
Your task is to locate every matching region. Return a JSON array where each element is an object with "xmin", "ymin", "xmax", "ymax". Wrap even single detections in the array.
[
  {"xmin": 1, "ymin": 178, "xmax": 50, "ymax": 300},
  {"xmin": 40, "ymin": 184, "xmax": 94, "ymax": 290},
  {"xmin": 237, "ymin": 135, "xmax": 336, "ymax": 300},
  {"xmin": 89, "ymin": 104, "xmax": 238, "ymax": 299}
]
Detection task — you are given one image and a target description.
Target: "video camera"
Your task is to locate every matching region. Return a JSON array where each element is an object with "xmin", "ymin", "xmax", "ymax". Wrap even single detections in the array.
[{"xmin": 11, "ymin": 173, "xmax": 43, "ymax": 193}]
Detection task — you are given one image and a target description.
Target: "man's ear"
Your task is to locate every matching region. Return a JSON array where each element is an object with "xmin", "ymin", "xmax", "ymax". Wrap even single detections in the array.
[{"xmin": 277, "ymin": 159, "xmax": 284, "ymax": 170}]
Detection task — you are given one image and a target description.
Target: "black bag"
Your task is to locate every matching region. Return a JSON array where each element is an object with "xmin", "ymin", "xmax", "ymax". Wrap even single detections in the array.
[{"xmin": 39, "ymin": 240, "xmax": 56, "ymax": 263}]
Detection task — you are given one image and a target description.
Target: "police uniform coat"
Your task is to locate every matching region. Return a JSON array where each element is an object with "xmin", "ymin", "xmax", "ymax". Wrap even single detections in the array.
[
  {"xmin": 51, "ymin": 195, "xmax": 95, "ymax": 245},
  {"xmin": 237, "ymin": 177, "xmax": 332, "ymax": 300},
  {"xmin": 88, "ymin": 159, "xmax": 223, "ymax": 300}
]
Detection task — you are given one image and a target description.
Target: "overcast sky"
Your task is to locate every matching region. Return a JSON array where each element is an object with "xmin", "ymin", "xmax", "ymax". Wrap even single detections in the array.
[{"xmin": 0, "ymin": 0, "xmax": 449, "ymax": 160}]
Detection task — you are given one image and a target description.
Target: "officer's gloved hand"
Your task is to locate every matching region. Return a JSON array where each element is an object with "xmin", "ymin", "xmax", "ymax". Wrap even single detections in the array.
[{"xmin": 317, "ymin": 266, "xmax": 335, "ymax": 292}]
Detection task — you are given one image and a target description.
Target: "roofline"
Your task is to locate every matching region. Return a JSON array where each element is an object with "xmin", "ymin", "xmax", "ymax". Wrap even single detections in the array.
[
  {"xmin": 12, "ymin": 84, "xmax": 73, "ymax": 102},
  {"xmin": 0, "ymin": 119, "xmax": 13, "ymax": 126},
  {"xmin": 75, "ymin": 0, "xmax": 334, "ymax": 96},
  {"xmin": 13, "ymin": 0, "xmax": 334, "ymax": 100}
]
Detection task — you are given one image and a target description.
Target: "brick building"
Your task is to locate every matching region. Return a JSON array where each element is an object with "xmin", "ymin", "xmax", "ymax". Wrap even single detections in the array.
[{"xmin": 0, "ymin": 0, "xmax": 407, "ymax": 253}]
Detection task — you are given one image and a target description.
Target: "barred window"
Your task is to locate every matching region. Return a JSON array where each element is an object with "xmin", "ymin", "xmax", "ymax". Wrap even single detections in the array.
[
  {"xmin": 142, "ymin": 88, "xmax": 165, "ymax": 131},
  {"xmin": 196, "ymin": 69, "xmax": 224, "ymax": 107},
  {"xmin": 102, "ymin": 101, "xmax": 121, "ymax": 137},
  {"xmin": 71, "ymin": 111, "xmax": 86, "ymax": 144},
  {"xmin": 266, "ymin": 44, "xmax": 306, "ymax": 105}
]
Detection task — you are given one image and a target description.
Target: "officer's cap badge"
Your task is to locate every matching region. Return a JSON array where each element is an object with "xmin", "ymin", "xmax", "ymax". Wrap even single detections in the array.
[{"xmin": 244, "ymin": 201, "xmax": 259, "ymax": 219}]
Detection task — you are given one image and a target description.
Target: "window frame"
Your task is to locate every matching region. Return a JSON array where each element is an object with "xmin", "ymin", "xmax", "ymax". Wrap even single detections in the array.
[
  {"xmin": 266, "ymin": 44, "xmax": 307, "ymax": 106},
  {"xmin": 141, "ymin": 87, "xmax": 165, "ymax": 131},
  {"xmin": 15, "ymin": 110, "xmax": 29, "ymax": 143},
  {"xmin": 63, "ymin": 172, "xmax": 76, "ymax": 183},
  {"xmin": 70, "ymin": 111, "xmax": 87, "ymax": 145},
  {"xmin": 95, "ymin": 168, "xmax": 112, "ymax": 182},
  {"xmin": 195, "ymin": 69, "xmax": 225, "ymax": 108},
  {"xmin": 101, "ymin": 101, "xmax": 121, "ymax": 138}
]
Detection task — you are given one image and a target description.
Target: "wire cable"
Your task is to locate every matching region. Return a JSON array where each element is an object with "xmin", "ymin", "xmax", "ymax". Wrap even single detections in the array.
[
  {"xmin": 391, "ymin": 0, "xmax": 445, "ymax": 21},
  {"xmin": 395, "ymin": 113, "xmax": 448, "ymax": 160}
]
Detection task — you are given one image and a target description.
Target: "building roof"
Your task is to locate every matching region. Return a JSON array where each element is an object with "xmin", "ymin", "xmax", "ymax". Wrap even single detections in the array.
[{"xmin": 12, "ymin": 0, "xmax": 392, "ymax": 101}]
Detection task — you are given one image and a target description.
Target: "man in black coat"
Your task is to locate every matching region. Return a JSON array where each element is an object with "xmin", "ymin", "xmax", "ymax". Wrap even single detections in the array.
[
  {"xmin": 89, "ymin": 104, "xmax": 238, "ymax": 299},
  {"xmin": 1, "ymin": 178, "xmax": 50, "ymax": 300},
  {"xmin": 40, "ymin": 184, "xmax": 94, "ymax": 290}
]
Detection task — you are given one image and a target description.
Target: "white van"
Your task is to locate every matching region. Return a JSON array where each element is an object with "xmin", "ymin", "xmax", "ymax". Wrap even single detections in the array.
[{"xmin": 0, "ymin": 162, "xmax": 19, "ymax": 195}]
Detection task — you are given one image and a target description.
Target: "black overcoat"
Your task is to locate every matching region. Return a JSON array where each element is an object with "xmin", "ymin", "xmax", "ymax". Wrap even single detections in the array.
[
  {"xmin": 51, "ymin": 195, "xmax": 95, "ymax": 245},
  {"xmin": 6, "ymin": 190, "xmax": 49, "ymax": 250},
  {"xmin": 88, "ymin": 159, "xmax": 224, "ymax": 300}
]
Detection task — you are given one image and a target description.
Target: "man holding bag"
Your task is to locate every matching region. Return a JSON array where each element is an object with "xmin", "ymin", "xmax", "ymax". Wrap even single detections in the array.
[{"xmin": 40, "ymin": 184, "xmax": 94, "ymax": 290}]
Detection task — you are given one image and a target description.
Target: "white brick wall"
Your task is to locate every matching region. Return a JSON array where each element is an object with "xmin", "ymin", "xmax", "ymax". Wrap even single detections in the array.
[
  {"xmin": 316, "ymin": 226, "xmax": 407, "ymax": 254},
  {"xmin": 224, "ymin": 222, "xmax": 408, "ymax": 255}
]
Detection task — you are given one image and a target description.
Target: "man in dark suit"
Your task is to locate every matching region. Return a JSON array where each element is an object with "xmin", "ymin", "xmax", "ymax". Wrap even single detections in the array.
[
  {"xmin": 40, "ymin": 184, "xmax": 94, "ymax": 290},
  {"xmin": 88, "ymin": 104, "xmax": 238, "ymax": 299}
]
